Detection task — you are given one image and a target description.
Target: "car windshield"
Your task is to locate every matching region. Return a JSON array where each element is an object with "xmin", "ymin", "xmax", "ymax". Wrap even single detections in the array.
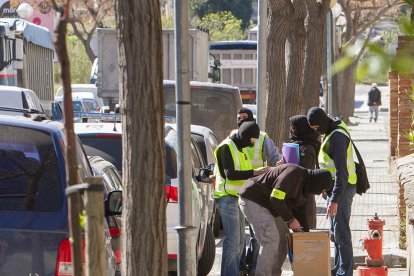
[
  {"xmin": 0, "ymin": 125, "xmax": 63, "ymax": 211},
  {"xmin": 164, "ymin": 87, "xmax": 238, "ymax": 141},
  {"xmin": 79, "ymin": 136, "xmax": 123, "ymax": 172},
  {"xmin": 80, "ymin": 134, "xmax": 178, "ymax": 181},
  {"xmin": 83, "ymin": 99, "xmax": 99, "ymax": 111},
  {"xmin": 73, "ymin": 101, "xmax": 86, "ymax": 112}
]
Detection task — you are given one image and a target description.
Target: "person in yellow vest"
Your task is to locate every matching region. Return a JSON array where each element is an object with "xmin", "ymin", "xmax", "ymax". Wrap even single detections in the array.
[
  {"xmin": 235, "ymin": 107, "xmax": 280, "ymax": 275},
  {"xmin": 214, "ymin": 121, "xmax": 269, "ymax": 276},
  {"xmin": 307, "ymin": 107, "xmax": 357, "ymax": 276},
  {"xmin": 236, "ymin": 107, "xmax": 281, "ymax": 167}
]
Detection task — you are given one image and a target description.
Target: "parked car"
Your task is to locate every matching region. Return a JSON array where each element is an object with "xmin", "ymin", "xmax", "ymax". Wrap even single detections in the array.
[
  {"xmin": 88, "ymin": 156, "xmax": 123, "ymax": 266},
  {"xmin": 163, "ymin": 80, "xmax": 243, "ymax": 141},
  {"xmin": 56, "ymin": 84, "xmax": 105, "ymax": 108},
  {"xmin": 0, "ymin": 115, "xmax": 118, "ymax": 275},
  {"xmin": 75, "ymin": 121, "xmax": 216, "ymax": 275},
  {"xmin": 0, "ymin": 85, "xmax": 45, "ymax": 116},
  {"xmin": 188, "ymin": 125, "xmax": 221, "ymax": 236},
  {"xmin": 164, "ymin": 124, "xmax": 216, "ymax": 275}
]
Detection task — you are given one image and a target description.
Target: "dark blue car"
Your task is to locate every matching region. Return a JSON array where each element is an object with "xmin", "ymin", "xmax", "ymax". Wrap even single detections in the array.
[{"xmin": 0, "ymin": 115, "xmax": 117, "ymax": 275}]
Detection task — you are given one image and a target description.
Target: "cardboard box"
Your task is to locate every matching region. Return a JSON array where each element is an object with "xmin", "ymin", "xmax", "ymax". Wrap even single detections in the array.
[{"xmin": 287, "ymin": 231, "xmax": 331, "ymax": 276}]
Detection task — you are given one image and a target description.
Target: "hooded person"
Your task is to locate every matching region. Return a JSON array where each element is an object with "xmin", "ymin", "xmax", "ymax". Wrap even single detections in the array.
[
  {"xmin": 289, "ymin": 114, "xmax": 321, "ymax": 229},
  {"xmin": 237, "ymin": 107, "xmax": 255, "ymax": 127},
  {"xmin": 238, "ymin": 164, "xmax": 333, "ymax": 276},
  {"xmin": 213, "ymin": 121, "xmax": 270, "ymax": 276},
  {"xmin": 234, "ymin": 107, "xmax": 281, "ymax": 167},
  {"xmin": 235, "ymin": 108, "xmax": 280, "ymax": 274},
  {"xmin": 306, "ymin": 106, "xmax": 357, "ymax": 276}
]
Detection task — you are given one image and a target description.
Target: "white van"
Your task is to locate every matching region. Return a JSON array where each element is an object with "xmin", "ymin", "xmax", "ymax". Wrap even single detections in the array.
[
  {"xmin": 0, "ymin": 85, "xmax": 45, "ymax": 115},
  {"xmin": 55, "ymin": 84, "xmax": 105, "ymax": 109}
]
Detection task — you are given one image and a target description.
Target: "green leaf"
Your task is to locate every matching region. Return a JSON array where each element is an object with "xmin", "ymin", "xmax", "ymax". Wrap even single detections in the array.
[{"xmin": 330, "ymin": 56, "xmax": 355, "ymax": 75}]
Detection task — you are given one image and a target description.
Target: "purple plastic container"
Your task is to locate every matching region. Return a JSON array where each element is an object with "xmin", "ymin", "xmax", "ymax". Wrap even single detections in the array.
[{"xmin": 282, "ymin": 143, "xmax": 300, "ymax": 164}]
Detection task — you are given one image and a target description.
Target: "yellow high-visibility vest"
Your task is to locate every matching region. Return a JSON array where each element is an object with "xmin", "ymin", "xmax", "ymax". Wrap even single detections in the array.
[
  {"xmin": 214, "ymin": 138, "xmax": 252, "ymax": 198},
  {"xmin": 318, "ymin": 122, "xmax": 356, "ymax": 184}
]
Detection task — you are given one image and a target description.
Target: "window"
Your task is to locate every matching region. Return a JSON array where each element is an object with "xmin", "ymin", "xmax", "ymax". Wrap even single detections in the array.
[
  {"xmin": 80, "ymin": 135, "xmax": 122, "ymax": 172},
  {"xmin": 0, "ymin": 126, "xmax": 63, "ymax": 211},
  {"xmin": 165, "ymin": 143, "xmax": 177, "ymax": 179}
]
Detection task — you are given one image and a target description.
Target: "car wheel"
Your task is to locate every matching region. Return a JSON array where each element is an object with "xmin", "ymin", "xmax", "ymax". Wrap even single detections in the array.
[{"xmin": 197, "ymin": 225, "xmax": 216, "ymax": 276}]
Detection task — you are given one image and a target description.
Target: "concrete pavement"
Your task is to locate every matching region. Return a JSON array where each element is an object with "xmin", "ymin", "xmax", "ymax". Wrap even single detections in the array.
[{"xmin": 209, "ymin": 84, "xmax": 407, "ymax": 275}]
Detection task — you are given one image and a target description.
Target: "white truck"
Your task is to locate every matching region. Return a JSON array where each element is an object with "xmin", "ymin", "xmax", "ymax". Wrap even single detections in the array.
[
  {"xmin": 91, "ymin": 28, "xmax": 219, "ymax": 102},
  {"xmin": 0, "ymin": 18, "xmax": 55, "ymax": 113}
]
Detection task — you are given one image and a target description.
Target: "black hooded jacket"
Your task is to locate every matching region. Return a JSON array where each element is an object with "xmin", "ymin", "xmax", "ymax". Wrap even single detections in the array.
[
  {"xmin": 289, "ymin": 115, "xmax": 321, "ymax": 169},
  {"xmin": 239, "ymin": 164, "xmax": 333, "ymax": 230}
]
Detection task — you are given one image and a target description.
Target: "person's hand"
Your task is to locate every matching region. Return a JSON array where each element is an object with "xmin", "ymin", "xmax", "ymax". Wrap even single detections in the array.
[
  {"xmin": 326, "ymin": 202, "xmax": 338, "ymax": 218},
  {"xmin": 253, "ymin": 166, "xmax": 270, "ymax": 176},
  {"xmin": 288, "ymin": 218, "xmax": 301, "ymax": 232}
]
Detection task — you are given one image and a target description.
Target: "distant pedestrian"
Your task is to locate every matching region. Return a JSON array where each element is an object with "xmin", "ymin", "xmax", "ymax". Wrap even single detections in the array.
[
  {"xmin": 368, "ymin": 83, "xmax": 382, "ymax": 123},
  {"xmin": 307, "ymin": 107, "xmax": 357, "ymax": 276},
  {"xmin": 288, "ymin": 115, "xmax": 321, "ymax": 230},
  {"xmin": 214, "ymin": 121, "xmax": 269, "ymax": 276},
  {"xmin": 238, "ymin": 164, "xmax": 333, "ymax": 276}
]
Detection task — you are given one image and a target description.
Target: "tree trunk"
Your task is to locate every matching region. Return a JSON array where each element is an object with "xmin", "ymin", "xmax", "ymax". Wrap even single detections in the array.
[
  {"xmin": 266, "ymin": 0, "xmax": 294, "ymax": 148},
  {"xmin": 302, "ymin": 0, "xmax": 330, "ymax": 110},
  {"xmin": 116, "ymin": 1, "xmax": 167, "ymax": 275},
  {"xmin": 286, "ymin": 0, "xmax": 306, "ymax": 118},
  {"xmin": 337, "ymin": 62, "xmax": 356, "ymax": 122}
]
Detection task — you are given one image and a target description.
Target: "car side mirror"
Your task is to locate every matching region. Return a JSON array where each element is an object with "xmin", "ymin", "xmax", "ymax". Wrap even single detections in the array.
[
  {"xmin": 196, "ymin": 168, "xmax": 214, "ymax": 183},
  {"xmin": 105, "ymin": 190, "xmax": 122, "ymax": 216}
]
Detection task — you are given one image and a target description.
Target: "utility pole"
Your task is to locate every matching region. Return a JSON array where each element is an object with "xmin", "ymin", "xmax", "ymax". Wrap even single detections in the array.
[
  {"xmin": 256, "ymin": 0, "xmax": 268, "ymax": 130},
  {"xmin": 174, "ymin": 0, "xmax": 197, "ymax": 275}
]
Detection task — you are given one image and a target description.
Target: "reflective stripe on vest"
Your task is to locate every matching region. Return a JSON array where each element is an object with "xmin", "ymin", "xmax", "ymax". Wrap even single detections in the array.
[
  {"xmin": 318, "ymin": 122, "xmax": 357, "ymax": 184},
  {"xmin": 214, "ymin": 138, "xmax": 252, "ymax": 198},
  {"xmin": 244, "ymin": 131, "xmax": 267, "ymax": 169}
]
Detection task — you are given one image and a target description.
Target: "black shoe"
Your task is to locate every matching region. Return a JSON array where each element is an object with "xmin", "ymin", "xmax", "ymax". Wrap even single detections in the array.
[{"xmin": 369, "ymin": 118, "xmax": 372, "ymax": 122}]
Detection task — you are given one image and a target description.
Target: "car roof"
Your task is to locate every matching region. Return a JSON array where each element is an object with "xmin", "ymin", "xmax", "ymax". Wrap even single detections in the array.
[
  {"xmin": 74, "ymin": 122, "xmax": 122, "ymax": 135},
  {"xmin": 0, "ymin": 85, "xmax": 31, "ymax": 93},
  {"xmin": 165, "ymin": 123, "xmax": 215, "ymax": 137},
  {"xmin": 163, "ymin": 80, "xmax": 239, "ymax": 92},
  {"xmin": 0, "ymin": 114, "xmax": 63, "ymax": 132}
]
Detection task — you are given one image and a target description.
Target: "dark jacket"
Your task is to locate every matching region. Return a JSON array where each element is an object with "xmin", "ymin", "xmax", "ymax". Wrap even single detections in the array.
[
  {"xmin": 323, "ymin": 119, "xmax": 351, "ymax": 202},
  {"xmin": 368, "ymin": 87, "xmax": 382, "ymax": 106},
  {"xmin": 239, "ymin": 164, "xmax": 309, "ymax": 228}
]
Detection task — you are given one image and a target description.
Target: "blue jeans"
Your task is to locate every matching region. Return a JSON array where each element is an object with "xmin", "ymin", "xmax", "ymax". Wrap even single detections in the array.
[
  {"xmin": 329, "ymin": 184, "xmax": 356, "ymax": 276},
  {"xmin": 216, "ymin": 196, "xmax": 245, "ymax": 276}
]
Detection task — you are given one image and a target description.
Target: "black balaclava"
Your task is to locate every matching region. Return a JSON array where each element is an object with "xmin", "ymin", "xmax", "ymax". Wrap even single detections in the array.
[
  {"xmin": 304, "ymin": 169, "xmax": 333, "ymax": 195},
  {"xmin": 237, "ymin": 107, "xmax": 255, "ymax": 127},
  {"xmin": 307, "ymin": 107, "xmax": 332, "ymax": 135},
  {"xmin": 236, "ymin": 121, "xmax": 260, "ymax": 148}
]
